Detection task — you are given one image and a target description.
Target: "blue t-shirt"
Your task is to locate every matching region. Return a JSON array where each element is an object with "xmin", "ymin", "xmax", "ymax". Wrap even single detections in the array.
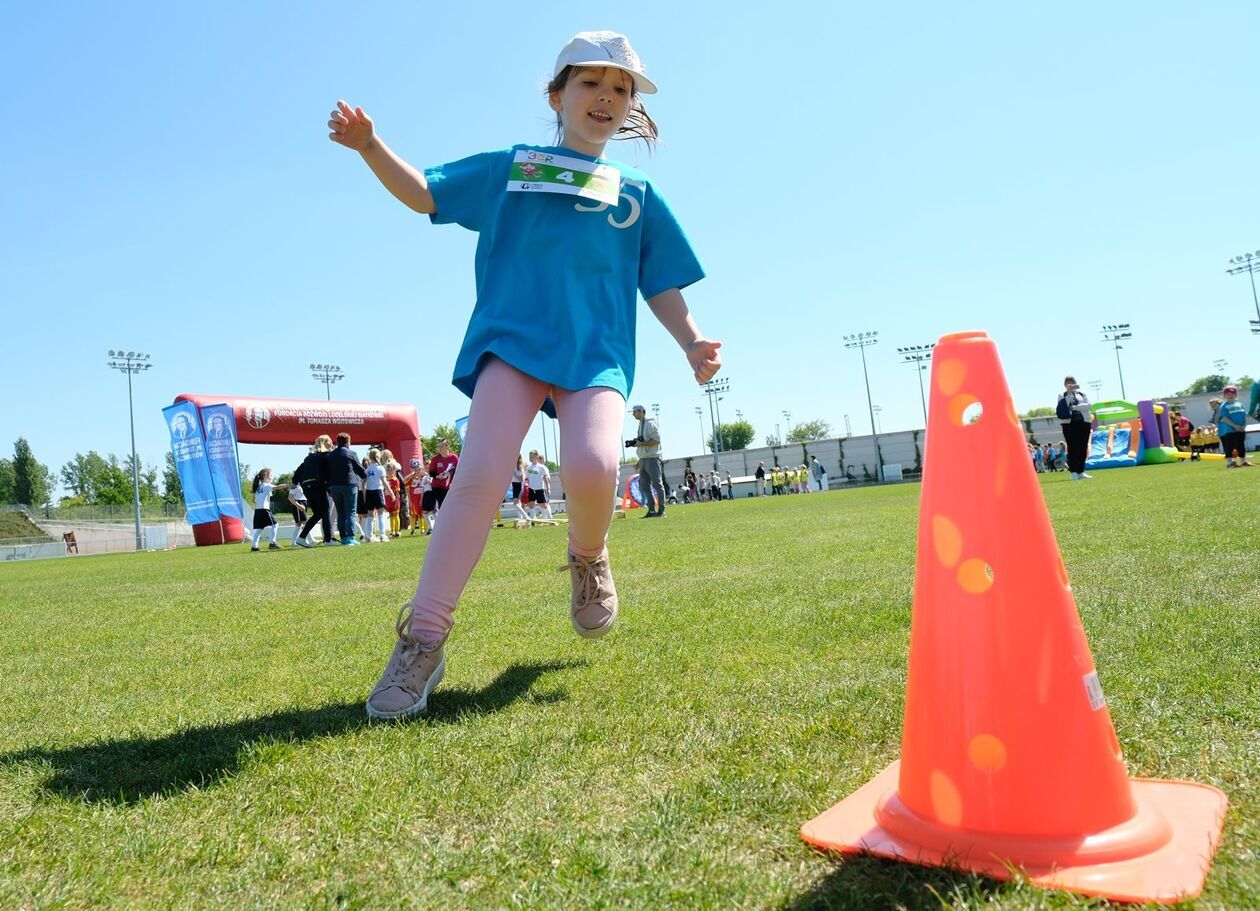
[
  {"xmin": 425, "ymin": 145, "xmax": 705, "ymax": 414},
  {"xmin": 1217, "ymin": 400, "xmax": 1247, "ymax": 434}
]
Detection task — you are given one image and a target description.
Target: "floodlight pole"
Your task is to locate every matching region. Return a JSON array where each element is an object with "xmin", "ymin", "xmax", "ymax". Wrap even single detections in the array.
[
  {"xmin": 701, "ymin": 379, "xmax": 729, "ymax": 469},
  {"xmin": 898, "ymin": 343, "xmax": 935, "ymax": 427},
  {"xmin": 844, "ymin": 332, "xmax": 883, "ymax": 479},
  {"xmin": 107, "ymin": 350, "xmax": 153, "ymax": 551},
  {"xmin": 310, "ymin": 363, "xmax": 344, "ymax": 400},
  {"xmin": 695, "ymin": 406, "xmax": 704, "ymax": 451},
  {"xmin": 1100, "ymin": 324, "xmax": 1133, "ymax": 399},
  {"xmin": 1225, "ymin": 250, "xmax": 1260, "ymax": 331}
]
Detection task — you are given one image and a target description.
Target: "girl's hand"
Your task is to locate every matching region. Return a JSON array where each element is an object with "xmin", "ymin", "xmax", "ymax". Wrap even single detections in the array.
[
  {"xmin": 687, "ymin": 339, "xmax": 723, "ymax": 384},
  {"xmin": 328, "ymin": 100, "xmax": 375, "ymax": 152}
]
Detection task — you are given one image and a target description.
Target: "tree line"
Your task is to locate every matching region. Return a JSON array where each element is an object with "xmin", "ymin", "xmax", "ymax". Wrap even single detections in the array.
[{"xmin": 0, "ymin": 423, "xmax": 467, "ymax": 509}]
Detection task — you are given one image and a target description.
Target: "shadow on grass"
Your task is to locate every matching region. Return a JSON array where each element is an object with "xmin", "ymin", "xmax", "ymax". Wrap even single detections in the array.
[
  {"xmin": 2, "ymin": 659, "xmax": 583, "ymax": 805},
  {"xmin": 784, "ymin": 853, "xmax": 1009, "ymax": 911}
]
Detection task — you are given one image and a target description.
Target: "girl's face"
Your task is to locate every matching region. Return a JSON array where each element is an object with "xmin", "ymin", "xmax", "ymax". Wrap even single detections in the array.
[{"xmin": 549, "ymin": 67, "xmax": 633, "ymax": 157}]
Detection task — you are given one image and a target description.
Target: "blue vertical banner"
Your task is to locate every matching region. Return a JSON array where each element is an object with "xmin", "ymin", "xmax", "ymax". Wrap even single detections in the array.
[
  {"xmin": 454, "ymin": 415, "xmax": 470, "ymax": 444},
  {"xmin": 200, "ymin": 403, "xmax": 244, "ymax": 519},
  {"xmin": 162, "ymin": 401, "xmax": 219, "ymax": 525}
]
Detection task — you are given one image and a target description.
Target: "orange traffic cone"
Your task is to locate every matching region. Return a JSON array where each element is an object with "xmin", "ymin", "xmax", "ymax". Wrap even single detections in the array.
[{"xmin": 801, "ymin": 331, "xmax": 1228, "ymax": 904}]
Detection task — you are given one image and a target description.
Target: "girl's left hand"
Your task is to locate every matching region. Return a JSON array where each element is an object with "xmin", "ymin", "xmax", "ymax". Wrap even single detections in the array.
[{"xmin": 687, "ymin": 339, "xmax": 723, "ymax": 384}]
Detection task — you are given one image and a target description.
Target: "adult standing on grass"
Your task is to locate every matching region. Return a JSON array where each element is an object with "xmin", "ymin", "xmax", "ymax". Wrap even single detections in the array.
[
  {"xmin": 294, "ymin": 435, "xmax": 333, "ymax": 547},
  {"xmin": 755, "ymin": 460, "xmax": 766, "ymax": 496},
  {"xmin": 810, "ymin": 454, "xmax": 828, "ymax": 491},
  {"xmin": 1056, "ymin": 375, "xmax": 1093, "ymax": 480},
  {"xmin": 327, "ymin": 433, "xmax": 367, "ymax": 545},
  {"xmin": 329, "ymin": 30, "xmax": 721, "ymax": 721},
  {"xmin": 627, "ymin": 404, "xmax": 666, "ymax": 518}
]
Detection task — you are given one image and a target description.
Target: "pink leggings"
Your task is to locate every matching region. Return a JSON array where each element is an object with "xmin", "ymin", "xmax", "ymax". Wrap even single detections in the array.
[{"xmin": 407, "ymin": 357, "xmax": 624, "ymax": 643}]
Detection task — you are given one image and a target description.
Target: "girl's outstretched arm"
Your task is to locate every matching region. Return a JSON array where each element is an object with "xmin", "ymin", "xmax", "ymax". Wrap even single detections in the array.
[
  {"xmin": 328, "ymin": 100, "xmax": 435, "ymax": 215},
  {"xmin": 646, "ymin": 288, "xmax": 723, "ymax": 384}
]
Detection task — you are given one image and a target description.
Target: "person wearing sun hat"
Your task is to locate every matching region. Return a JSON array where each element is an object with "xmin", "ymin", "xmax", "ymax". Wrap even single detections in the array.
[
  {"xmin": 330, "ymin": 30, "xmax": 722, "ymax": 720},
  {"xmin": 1216, "ymin": 385, "xmax": 1253, "ymax": 467}
]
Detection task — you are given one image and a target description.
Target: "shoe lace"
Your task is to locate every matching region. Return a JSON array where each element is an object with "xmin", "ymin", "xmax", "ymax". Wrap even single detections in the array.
[
  {"xmin": 559, "ymin": 553, "xmax": 603, "ymax": 607},
  {"xmin": 377, "ymin": 605, "xmax": 426, "ymax": 693}
]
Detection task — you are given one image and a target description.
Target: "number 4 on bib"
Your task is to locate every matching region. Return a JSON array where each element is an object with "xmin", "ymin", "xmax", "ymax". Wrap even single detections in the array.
[{"xmin": 507, "ymin": 151, "xmax": 620, "ymax": 207}]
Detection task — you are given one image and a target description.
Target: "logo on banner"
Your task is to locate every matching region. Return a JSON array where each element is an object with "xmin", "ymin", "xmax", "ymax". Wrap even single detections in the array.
[
  {"xmin": 169, "ymin": 412, "xmax": 196, "ymax": 439},
  {"xmin": 245, "ymin": 406, "xmax": 271, "ymax": 429},
  {"xmin": 205, "ymin": 413, "xmax": 232, "ymax": 439}
]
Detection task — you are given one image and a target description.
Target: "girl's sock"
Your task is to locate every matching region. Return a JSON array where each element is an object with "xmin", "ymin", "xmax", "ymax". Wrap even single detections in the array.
[
  {"xmin": 251, "ymin": 529, "xmax": 262, "ymax": 547},
  {"xmin": 268, "ymin": 525, "xmax": 278, "ymax": 545},
  {"xmin": 541, "ymin": 503, "xmax": 554, "ymax": 521}
]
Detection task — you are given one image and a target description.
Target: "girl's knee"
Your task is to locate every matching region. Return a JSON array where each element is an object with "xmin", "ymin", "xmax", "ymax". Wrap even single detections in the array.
[{"xmin": 558, "ymin": 451, "xmax": 618, "ymax": 494}]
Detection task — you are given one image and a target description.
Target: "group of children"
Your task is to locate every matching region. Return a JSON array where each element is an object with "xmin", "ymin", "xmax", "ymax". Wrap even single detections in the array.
[
  {"xmin": 763, "ymin": 464, "xmax": 814, "ymax": 496},
  {"xmin": 680, "ymin": 467, "xmax": 727, "ymax": 503},
  {"xmin": 510, "ymin": 450, "xmax": 556, "ymax": 522},
  {"xmin": 248, "ymin": 442, "xmax": 461, "ymax": 550},
  {"xmin": 1030, "ymin": 441, "xmax": 1069, "ymax": 473}
]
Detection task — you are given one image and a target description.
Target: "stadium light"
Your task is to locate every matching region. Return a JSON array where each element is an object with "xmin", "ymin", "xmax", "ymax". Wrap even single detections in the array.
[
  {"xmin": 843, "ymin": 331, "xmax": 884, "ymax": 478},
  {"xmin": 1099, "ymin": 324, "xmax": 1133, "ymax": 400},
  {"xmin": 702, "ymin": 378, "xmax": 729, "ymax": 468},
  {"xmin": 106, "ymin": 350, "xmax": 154, "ymax": 551},
  {"xmin": 310, "ymin": 363, "xmax": 344, "ymax": 400},
  {"xmin": 1225, "ymin": 250, "xmax": 1260, "ymax": 331},
  {"xmin": 897, "ymin": 342, "xmax": 935, "ymax": 426}
]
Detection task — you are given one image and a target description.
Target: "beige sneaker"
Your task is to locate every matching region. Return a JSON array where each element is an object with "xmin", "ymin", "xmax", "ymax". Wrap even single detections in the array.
[
  {"xmin": 561, "ymin": 548, "xmax": 619, "ymax": 638},
  {"xmin": 365, "ymin": 605, "xmax": 447, "ymax": 720}
]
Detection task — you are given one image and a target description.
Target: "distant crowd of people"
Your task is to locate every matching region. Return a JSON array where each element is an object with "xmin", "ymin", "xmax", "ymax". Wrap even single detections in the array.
[{"xmin": 247, "ymin": 433, "xmax": 460, "ymax": 550}]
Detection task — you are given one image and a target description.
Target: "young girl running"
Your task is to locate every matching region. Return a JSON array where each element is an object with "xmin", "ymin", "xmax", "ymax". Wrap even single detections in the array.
[
  {"xmin": 331, "ymin": 30, "xmax": 722, "ymax": 720},
  {"xmin": 249, "ymin": 469, "xmax": 281, "ymax": 552}
]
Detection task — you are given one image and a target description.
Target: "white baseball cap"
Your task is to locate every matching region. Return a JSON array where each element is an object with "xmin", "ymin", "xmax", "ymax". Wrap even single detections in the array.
[{"xmin": 554, "ymin": 31, "xmax": 657, "ymax": 95}]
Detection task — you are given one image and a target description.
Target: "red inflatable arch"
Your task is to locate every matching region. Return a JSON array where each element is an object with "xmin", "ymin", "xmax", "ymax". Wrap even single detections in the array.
[{"xmin": 174, "ymin": 393, "xmax": 421, "ymax": 546}]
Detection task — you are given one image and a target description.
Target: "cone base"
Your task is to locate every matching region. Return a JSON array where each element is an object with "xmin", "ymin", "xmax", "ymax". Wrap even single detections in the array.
[{"xmin": 801, "ymin": 762, "xmax": 1228, "ymax": 905}]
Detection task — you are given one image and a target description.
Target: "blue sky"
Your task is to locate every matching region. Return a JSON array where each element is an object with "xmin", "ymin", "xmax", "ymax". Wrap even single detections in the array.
[{"xmin": 4, "ymin": 2, "xmax": 1257, "ymax": 492}]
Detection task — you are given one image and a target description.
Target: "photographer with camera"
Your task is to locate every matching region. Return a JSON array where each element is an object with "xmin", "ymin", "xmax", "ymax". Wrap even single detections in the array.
[{"xmin": 626, "ymin": 404, "xmax": 666, "ymax": 518}]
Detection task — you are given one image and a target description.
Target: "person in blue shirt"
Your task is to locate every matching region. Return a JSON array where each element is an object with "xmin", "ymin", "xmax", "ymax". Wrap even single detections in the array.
[
  {"xmin": 1216, "ymin": 385, "xmax": 1253, "ymax": 467},
  {"xmin": 329, "ymin": 31, "xmax": 723, "ymax": 720}
]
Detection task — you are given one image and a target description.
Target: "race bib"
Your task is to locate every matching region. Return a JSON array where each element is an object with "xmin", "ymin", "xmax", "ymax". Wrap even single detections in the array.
[{"xmin": 507, "ymin": 150, "xmax": 620, "ymax": 207}]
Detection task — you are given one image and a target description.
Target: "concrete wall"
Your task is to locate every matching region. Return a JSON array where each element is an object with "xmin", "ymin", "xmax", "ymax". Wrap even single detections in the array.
[
  {"xmin": 616, "ymin": 388, "xmax": 1256, "ymax": 493},
  {"xmin": 619, "ymin": 430, "xmax": 925, "ymax": 493}
]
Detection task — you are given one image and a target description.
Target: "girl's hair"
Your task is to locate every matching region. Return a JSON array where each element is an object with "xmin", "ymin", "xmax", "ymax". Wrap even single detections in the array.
[
  {"xmin": 368, "ymin": 448, "xmax": 380, "ymax": 463},
  {"xmin": 315, "ymin": 434, "xmax": 333, "ymax": 451},
  {"xmin": 517, "ymin": 454, "xmax": 525, "ymax": 467},
  {"xmin": 252, "ymin": 468, "xmax": 270, "ymax": 493},
  {"xmin": 546, "ymin": 66, "xmax": 658, "ymax": 150}
]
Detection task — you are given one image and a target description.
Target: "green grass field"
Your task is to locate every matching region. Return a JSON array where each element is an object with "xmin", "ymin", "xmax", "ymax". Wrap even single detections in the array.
[{"xmin": 1, "ymin": 464, "xmax": 1256, "ymax": 910}]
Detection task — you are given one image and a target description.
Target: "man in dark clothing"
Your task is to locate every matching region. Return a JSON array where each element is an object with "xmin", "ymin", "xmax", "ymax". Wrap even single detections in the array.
[
  {"xmin": 293, "ymin": 435, "xmax": 333, "ymax": 547},
  {"xmin": 1056, "ymin": 375, "xmax": 1094, "ymax": 480},
  {"xmin": 326, "ymin": 432, "xmax": 367, "ymax": 544}
]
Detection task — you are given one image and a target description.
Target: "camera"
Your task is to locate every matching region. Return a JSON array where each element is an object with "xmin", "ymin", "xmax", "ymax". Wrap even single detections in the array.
[{"xmin": 624, "ymin": 439, "xmax": 638, "ymax": 448}]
